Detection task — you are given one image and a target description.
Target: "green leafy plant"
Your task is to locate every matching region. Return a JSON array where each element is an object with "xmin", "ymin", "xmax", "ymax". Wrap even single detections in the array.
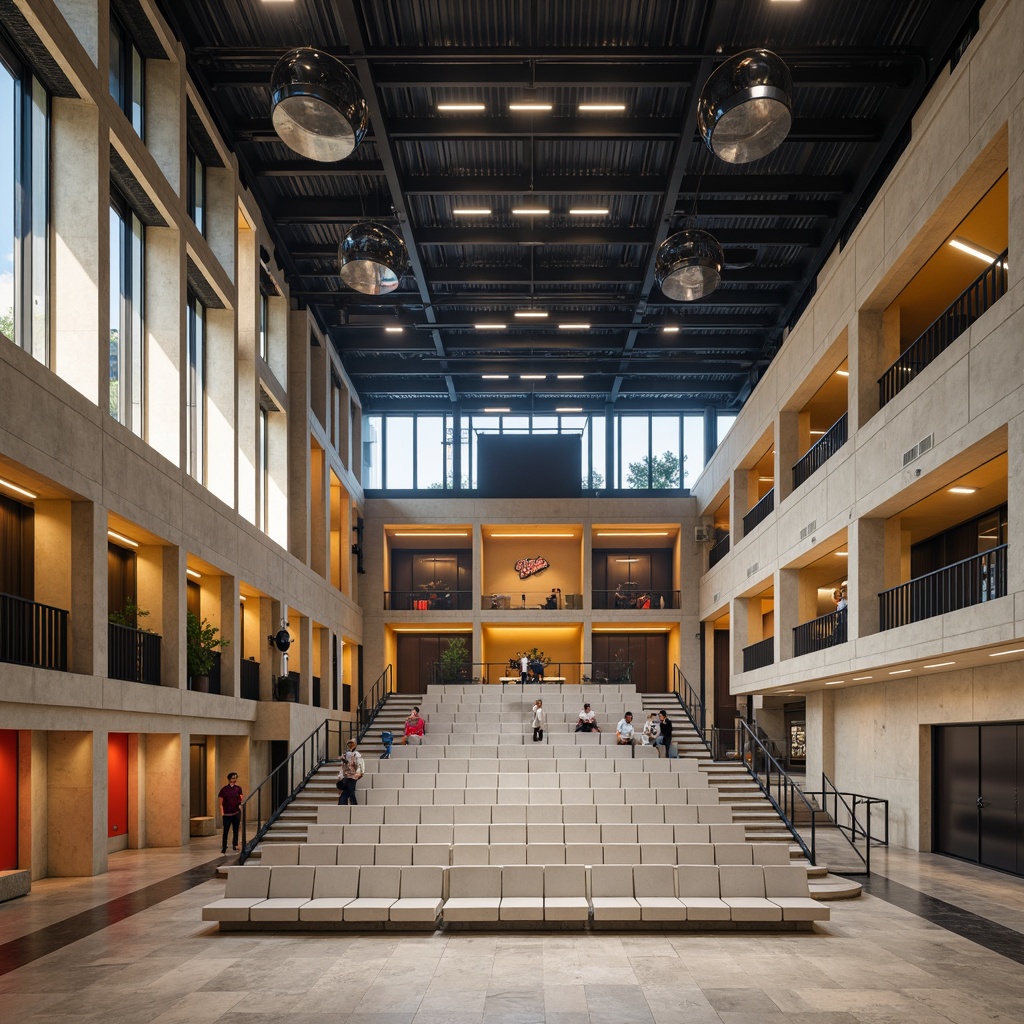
[
  {"xmin": 439, "ymin": 636, "xmax": 470, "ymax": 682},
  {"xmin": 186, "ymin": 611, "xmax": 229, "ymax": 678},
  {"xmin": 108, "ymin": 598, "xmax": 150, "ymax": 630}
]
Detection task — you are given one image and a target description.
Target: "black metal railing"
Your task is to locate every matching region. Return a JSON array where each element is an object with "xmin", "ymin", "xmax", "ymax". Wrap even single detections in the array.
[
  {"xmin": 592, "ymin": 590, "xmax": 680, "ymax": 610},
  {"xmin": 802, "ymin": 774, "xmax": 889, "ymax": 876},
  {"xmin": 743, "ymin": 488, "xmax": 774, "ymax": 536},
  {"xmin": 792, "ymin": 412, "xmax": 848, "ymax": 490},
  {"xmin": 879, "ymin": 544, "xmax": 1007, "ymax": 630},
  {"xmin": 384, "ymin": 589, "xmax": 472, "ymax": 610},
  {"xmin": 240, "ymin": 658, "xmax": 260, "ymax": 700},
  {"xmin": 428, "ymin": 661, "xmax": 635, "ymax": 686},
  {"xmin": 0, "ymin": 592, "xmax": 69, "ymax": 671},
  {"xmin": 108, "ymin": 622, "xmax": 161, "ymax": 684},
  {"xmin": 879, "ymin": 250, "xmax": 1008, "ymax": 407},
  {"xmin": 482, "ymin": 591, "xmax": 581, "ymax": 610},
  {"xmin": 313, "ymin": 674, "xmax": 321, "ymax": 707},
  {"xmin": 793, "ymin": 608, "xmax": 847, "ymax": 657},
  {"xmin": 356, "ymin": 664, "xmax": 394, "ymax": 739},
  {"xmin": 742, "ymin": 636, "xmax": 774, "ymax": 672},
  {"xmin": 672, "ymin": 663, "xmax": 708, "ymax": 743},
  {"xmin": 708, "ymin": 533, "xmax": 730, "ymax": 569},
  {"xmin": 239, "ymin": 718, "xmax": 358, "ymax": 863}
]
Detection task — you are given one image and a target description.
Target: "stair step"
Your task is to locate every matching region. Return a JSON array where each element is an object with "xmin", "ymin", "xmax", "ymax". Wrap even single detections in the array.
[{"xmin": 808, "ymin": 874, "xmax": 863, "ymax": 900}]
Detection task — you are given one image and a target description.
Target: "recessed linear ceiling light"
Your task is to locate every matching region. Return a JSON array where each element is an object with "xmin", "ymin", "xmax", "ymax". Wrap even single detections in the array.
[
  {"xmin": 186, "ymin": 568, "xmax": 202, "ymax": 580},
  {"xmin": 475, "ymin": 323, "xmax": 507, "ymax": 330},
  {"xmin": 453, "ymin": 207, "xmax": 492, "ymax": 216},
  {"xmin": 556, "ymin": 407, "xmax": 583, "ymax": 413},
  {"xmin": 616, "ymin": 558, "xmax": 641, "ymax": 563},
  {"xmin": 836, "ymin": 551, "xmax": 848, "ymax": 557},
  {"xmin": 393, "ymin": 627, "xmax": 473, "ymax": 633},
  {"xmin": 662, "ymin": 326, "xmax": 680, "ymax": 333},
  {"xmin": 889, "ymin": 668, "xmax": 911, "ymax": 675},
  {"xmin": 385, "ymin": 326, "xmax": 403, "ymax": 333},
  {"xmin": 520, "ymin": 374, "xmax": 546, "ymax": 380},
  {"xmin": 490, "ymin": 532, "xmax": 575, "ymax": 538},
  {"xmin": 557, "ymin": 374, "xmax": 584, "ymax": 379},
  {"xmin": 824, "ymin": 680, "xmax": 844, "ymax": 686},
  {"xmin": 989, "ymin": 647, "xmax": 1024, "ymax": 657},
  {"xmin": 593, "ymin": 627, "xmax": 670, "ymax": 633},
  {"xmin": 948, "ymin": 238, "xmax": 1007, "ymax": 266},
  {"xmin": 511, "ymin": 207, "xmax": 551, "ymax": 215},
  {"xmin": 437, "ymin": 103, "xmax": 485, "ymax": 112},
  {"xmin": 836, "ymin": 369, "xmax": 850, "ymax": 376},
  {"xmin": 483, "ymin": 407, "xmax": 510, "ymax": 413},
  {"xmin": 758, "ymin": 476, "xmax": 773, "ymax": 482},
  {"xmin": 0, "ymin": 476, "xmax": 38, "ymax": 499},
  {"xmin": 578, "ymin": 103, "xmax": 626, "ymax": 112},
  {"xmin": 107, "ymin": 529, "xmax": 139, "ymax": 548},
  {"xmin": 481, "ymin": 374, "xmax": 509, "ymax": 380},
  {"xmin": 809, "ymin": 429, "xmax": 826, "ymax": 435},
  {"xmin": 597, "ymin": 531, "xmax": 669, "ymax": 537},
  {"xmin": 514, "ymin": 310, "xmax": 548, "ymax": 318},
  {"xmin": 509, "ymin": 102, "xmax": 552, "ymax": 112},
  {"xmin": 558, "ymin": 323, "xmax": 590, "ymax": 330},
  {"xmin": 924, "ymin": 661, "xmax": 956, "ymax": 669},
  {"xmin": 394, "ymin": 532, "xmax": 469, "ymax": 537},
  {"xmin": 949, "ymin": 486, "xmax": 976, "ymax": 494},
  {"xmin": 569, "ymin": 208, "xmax": 609, "ymax": 216},
  {"xmin": 851, "ymin": 675, "xmax": 873, "ymax": 681}
]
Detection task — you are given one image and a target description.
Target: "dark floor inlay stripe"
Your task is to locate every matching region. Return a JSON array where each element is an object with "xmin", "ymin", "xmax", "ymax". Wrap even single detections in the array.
[
  {"xmin": 0, "ymin": 857, "xmax": 226, "ymax": 976},
  {"xmin": 862, "ymin": 873, "xmax": 1024, "ymax": 966}
]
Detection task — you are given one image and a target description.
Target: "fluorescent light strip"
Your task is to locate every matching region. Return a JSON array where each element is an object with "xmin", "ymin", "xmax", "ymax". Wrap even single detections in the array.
[
  {"xmin": 385, "ymin": 326, "xmax": 403, "ymax": 333},
  {"xmin": 0, "ymin": 477, "xmax": 38, "ymax": 499},
  {"xmin": 836, "ymin": 369, "xmax": 850, "ymax": 376},
  {"xmin": 851, "ymin": 675, "xmax": 873, "ymax": 681},
  {"xmin": 578, "ymin": 103, "xmax": 625, "ymax": 112},
  {"xmin": 558, "ymin": 323, "xmax": 590, "ymax": 330},
  {"xmin": 453, "ymin": 207, "xmax": 492, "ymax": 216},
  {"xmin": 597, "ymin": 531, "xmax": 669, "ymax": 537},
  {"xmin": 437, "ymin": 103, "xmax": 485, "ymax": 112},
  {"xmin": 948, "ymin": 238, "xmax": 1002, "ymax": 264},
  {"xmin": 520, "ymin": 374, "xmax": 546, "ymax": 380},
  {"xmin": 568, "ymin": 208, "xmax": 609, "ymax": 216},
  {"xmin": 662, "ymin": 326, "xmax": 680, "ymax": 334},
  {"xmin": 593, "ymin": 627, "xmax": 669, "ymax": 633},
  {"xmin": 836, "ymin": 551, "xmax": 848, "ymax": 557},
  {"xmin": 107, "ymin": 530, "xmax": 139, "ymax": 548},
  {"xmin": 557, "ymin": 374, "xmax": 584, "ymax": 380},
  {"xmin": 474, "ymin": 323, "xmax": 506, "ymax": 330},
  {"xmin": 889, "ymin": 668, "xmax": 911, "ymax": 675},
  {"xmin": 511, "ymin": 207, "xmax": 550, "ymax": 215},
  {"xmin": 924, "ymin": 662, "xmax": 956, "ymax": 669},
  {"xmin": 483, "ymin": 407, "xmax": 510, "ymax": 413},
  {"xmin": 556, "ymin": 407, "xmax": 583, "ymax": 413},
  {"xmin": 490, "ymin": 532, "xmax": 575, "ymax": 538},
  {"xmin": 949, "ymin": 486, "xmax": 976, "ymax": 494},
  {"xmin": 825, "ymin": 680, "xmax": 844, "ymax": 686},
  {"xmin": 509, "ymin": 103, "xmax": 552, "ymax": 112},
  {"xmin": 514, "ymin": 311, "xmax": 548, "ymax": 319},
  {"xmin": 989, "ymin": 648, "xmax": 1024, "ymax": 657},
  {"xmin": 481, "ymin": 374, "xmax": 509, "ymax": 379},
  {"xmin": 186, "ymin": 568, "xmax": 202, "ymax": 579},
  {"xmin": 393, "ymin": 627, "xmax": 473, "ymax": 633},
  {"xmin": 394, "ymin": 532, "xmax": 469, "ymax": 537}
]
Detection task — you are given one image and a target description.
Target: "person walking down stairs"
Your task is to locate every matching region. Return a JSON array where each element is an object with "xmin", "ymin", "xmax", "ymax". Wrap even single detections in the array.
[
  {"xmin": 531, "ymin": 699, "xmax": 545, "ymax": 741},
  {"xmin": 336, "ymin": 739, "xmax": 364, "ymax": 805}
]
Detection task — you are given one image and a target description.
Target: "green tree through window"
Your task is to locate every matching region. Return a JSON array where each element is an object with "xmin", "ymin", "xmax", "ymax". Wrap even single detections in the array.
[{"xmin": 627, "ymin": 451, "xmax": 684, "ymax": 489}]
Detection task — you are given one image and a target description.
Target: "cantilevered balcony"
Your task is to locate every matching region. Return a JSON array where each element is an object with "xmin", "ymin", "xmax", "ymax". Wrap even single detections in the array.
[
  {"xmin": 0, "ymin": 593, "xmax": 68, "ymax": 671},
  {"xmin": 793, "ymin": 608, "xmax": 847, "ymax": 657},
  {"xmin": 108, "ymin": 622, "xmax": 161, "ymax": 685},
  {"xmin": 742, "ymin": 636, "xmax": 774, "ymax": 672},
  {"xmin": 743, "ymin": 489, "xmax": 775, "ymax": 536},
  {"xmin": 792, "ymin": 413, "xmax": 848, "ymax": 491}
]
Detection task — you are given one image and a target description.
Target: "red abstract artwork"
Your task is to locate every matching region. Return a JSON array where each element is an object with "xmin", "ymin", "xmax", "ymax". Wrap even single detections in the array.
[{"xmin": 515, "ymin": 556, "xmax": 550, "ymax": 579}]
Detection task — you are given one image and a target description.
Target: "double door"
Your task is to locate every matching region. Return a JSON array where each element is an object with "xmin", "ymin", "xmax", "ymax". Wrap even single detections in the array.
[{"xmin": 933, "ymin": 723, "xmax": 1023, "ymax": 875}]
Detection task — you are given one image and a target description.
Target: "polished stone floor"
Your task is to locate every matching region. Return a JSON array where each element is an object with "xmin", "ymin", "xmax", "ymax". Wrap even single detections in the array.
[{"xmin": 1, "ymin": 835, "xmax": 1024, "ymax": 1024}]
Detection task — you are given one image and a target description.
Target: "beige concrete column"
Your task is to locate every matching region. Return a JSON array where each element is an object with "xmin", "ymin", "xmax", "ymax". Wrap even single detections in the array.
[
  {"xmin": 161, "ymin": 544, "xmax": 186, "ymax": 688},
  {"xmin": 219, "ymin": 574, "xmax": 240, "ymax": 697},
  {"xmin": 1006, "ymin": 416, "xmax": 1024, "ymax": 596},
  {"xmin": 776, "ymin": 568, "xmax": 799, "ymax": 662},
  {"xmin": 296, "ymin": 613, "xmax": 313, "ymax": 705},
  {"xmin": 205, "ymin": 166, "xmax": 236, "ymax": 278},
  {"xmin": 731, "ymin": 468, "xmax": 750, "ymax": 540},
  {"xmin": 70, "ymin": 501, "xmax": 105, "ymax": 676},
  {"xmin": 776, "ymin": 411, "xmax": 800, "ymax": 502},
  {"xmin": 338, "ymin": 379, "xmax": 352, "ymax": 469},
  {"xmin": 51, "ymin": 96, "xmax": 104, "ymax": 404},
  {"xmin": 854, "ymin": 308, "xmax": 900, "ymax": 430},
  {"xmin": 144, "ymin": 733, "xmax": 187, "ymax": 848},
  {"xmin": 311, "ymin": 444, "xmax": 328, "ymax": 579},
  {"xmin": 47, "ymin": 731, "xmax": 105, "ymax": 876},
  {"xmin": 851, "ymin": 517, "xmax": 903, "ymax": 638},
  {"xmin": 317, "ymin": 626, "xmax": 332, "ymax": 709},
  {"xmin": 804, "ymin": 689, "xmax": 835, "ymax": 786},
  {"xmin": 237, "ymin": 219, "xmax": 258, "ymax": 524},
  {"xmin": 310, "ymin": 332, "xmax": 328, "ymax": 428},
  {"xmin": 26, "ymin": 731, "xmax": 47, "ymax": 878},
  {"xmin": 127, "ymin": 733, "xmax": 143, "ymax": 850},
  {"xmin": 146, "ymin": 54, "xmax": 183, "ymax": 197},
  {"xmin": 55, "ymin": 0, "xmax": 101, "ymax": 63},
  {"xmin": 351, "ymin": 402, "xmax": 363, "ymax": 480},
  {"xmin": 287, "ymin": 311, "xmax": 311, "ymax": 563},
  {"xmin": 731, "ymin": 596, "xmax": 751, "ymax": 676},
  {"xmin": 205, "ymin": 306, "xmax": 237, "ymax": 508},
  {"xmin": 145, "ymin": 226, "xmax": 185, "ymax": 465}
]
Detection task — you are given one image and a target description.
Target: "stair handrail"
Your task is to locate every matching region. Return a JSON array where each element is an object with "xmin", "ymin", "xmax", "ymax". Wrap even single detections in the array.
[
  {"xmin": 356, "ymin": 664, "xmax": 394, "ymax": 740},
  {"xmin": 732, "ymin": 718, "xmax": 821, "ymax": 866},
  {"xmin": 802, "ymin": 773, "xmax": 889, "ymax": 874},
  {"xmin": 238, "ymin": 718, "xmax": 356, "ymax": 863},
  {"xmin": 671, "ymin": 664, "xmax": 708, "ymax": 748}
]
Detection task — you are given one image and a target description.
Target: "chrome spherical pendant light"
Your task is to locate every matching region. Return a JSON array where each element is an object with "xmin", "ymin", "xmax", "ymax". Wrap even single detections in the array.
[
  {"xmin": 697, "ymin": 48, "xmax": 793, "ymax": 164},
  {"xmin": 338, "ymin": 222, "xmax": 407, "ymax": 295},
  {"xmin": 655, "ymin": 229, "xmax": 725, "ymax": 301},
  {"xmin": 270, "ymin": 48, "xmax": 368, "ymax": 162}
]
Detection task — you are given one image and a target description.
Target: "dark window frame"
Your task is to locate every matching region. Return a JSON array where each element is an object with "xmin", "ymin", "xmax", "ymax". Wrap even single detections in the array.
[
  {"xmin": 109, "ymin": 185, "xmax": 145, "ymax": 434},
  {"xmin": 109, "ymin": 12, "xmax": 144, "ymax": 138}
]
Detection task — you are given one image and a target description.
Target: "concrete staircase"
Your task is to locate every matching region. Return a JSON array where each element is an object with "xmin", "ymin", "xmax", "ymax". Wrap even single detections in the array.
[{"xmin": 638, "ymin": 695, "xmax": 862, "ymax": 900}]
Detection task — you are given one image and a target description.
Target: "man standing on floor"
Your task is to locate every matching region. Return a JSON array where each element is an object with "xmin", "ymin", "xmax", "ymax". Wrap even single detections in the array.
[
  {"xmin": 531, "ymin": 698, "xmax": 545, "ymax": 741},
  {"xmin": 218, "ymin": 772, "xmax": 243, "ymax": 854},
  {"xmin": 656, "ymin": 710, "xmax": 676, "ymax": 758},
  {"xmin": 337, "ymin": 739, "xmax": 365, "ymax": 805}
]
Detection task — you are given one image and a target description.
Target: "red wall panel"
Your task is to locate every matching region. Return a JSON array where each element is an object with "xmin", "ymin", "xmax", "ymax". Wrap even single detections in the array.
[
  {"xmin": 0, "ymin": 730, "xmax": 17, "ymax": 869},
  {"xmin": 107, "ymin": 733, "xmax": 129, "ymax": 839}
]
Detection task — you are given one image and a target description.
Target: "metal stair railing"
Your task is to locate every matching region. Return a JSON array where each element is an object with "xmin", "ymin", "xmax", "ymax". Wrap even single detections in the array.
[
  {"xmin": 802, "ymin": 773, "xmax": 889, "ymax": 875},
  {"xmin": 357, "ymin": 664, "xmax": 394, "ymax": 740},
  {"xmin": 671, "ymin": 664, "xmax": 709, "ymax": 753}
]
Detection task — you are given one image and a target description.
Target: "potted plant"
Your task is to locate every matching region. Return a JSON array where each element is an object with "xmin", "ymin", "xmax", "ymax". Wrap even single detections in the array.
[
  {"xmin": 186, "ymin": 611, "xmax": 229, "ymax": 692},
  {"xmin": 275, "ymin": 674, "xmax": 295, "ymax": 701},
  {"xmin": 439, "ymin": 636, "xmax": 469, "ymax": 683},
  {"xmin": 108, "ymin": 598, "xmax": 150, "ymax": 630},
  {"xmin": 419, "ymin": 579, "xmax": 452, "ymax": 610}
]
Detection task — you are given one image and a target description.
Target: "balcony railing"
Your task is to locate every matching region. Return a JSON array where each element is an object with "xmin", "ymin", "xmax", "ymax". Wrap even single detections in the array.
[
  {"xmin": 742, "ymin": 637, "xmax": 774, "ymax": 672},
  {"xmin": 240, "ymin": 658, "xmax": 261, "ymax": 700},
  {"xmin": 879, "ymin": 545, "xmax": 1007, "ymax": 630},
  {"xmin": 0, "ymin": 592, "xmax": 69, "ymax": 671},
  {"xmin": 384, "ymin": 589, "xmax": 472, "ymax": 610},
  {"xmin": 592, "ymin": 590, "xmax": 680, "ymax": 610},
  {"xmin": 743, "ymin": 488, "xmax": 775, "ymax": 536},
  {"xmin": 878, "ymin": 250, "xmax": 1008, "ymax": 407},
  {"xmin": 108, "ymin": 622, "xmax": 161, "ymax": 685},
  {"xmin": 482, "ymin": 591, "xmax": 582, "ymax": 610},
  {"xmin": 792, "ymin": 412, "xmax": 848, "ymax": 490},
  {"xmin": 708, "ymin": 533, "xmax": 730, "ymax": 569},
  {"xmin": 793, "ymin": 608, "xmax": 847, "ymax": 657},
  {"xmin": 430, "ymin": 661, "xmax": 634, "ymax": 686}
]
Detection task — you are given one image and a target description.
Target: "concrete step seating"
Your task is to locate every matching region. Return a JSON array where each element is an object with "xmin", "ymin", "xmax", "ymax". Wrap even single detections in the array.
[{"xmin": 203, "ymin": 862, "xmax": 827, "ymax": 930}]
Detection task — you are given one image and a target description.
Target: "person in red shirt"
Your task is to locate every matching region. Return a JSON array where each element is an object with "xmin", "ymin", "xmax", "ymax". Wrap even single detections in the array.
[
  {"xmin": 399, "ymin": 707, "xmax": 426, "ymax": 745},
  {"xmin": 218, "ymin": 772, "xmax": 244, "ymax": 854}
]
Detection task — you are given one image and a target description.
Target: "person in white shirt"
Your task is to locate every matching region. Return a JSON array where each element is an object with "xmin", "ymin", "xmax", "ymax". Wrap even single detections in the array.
[
  {"xmin": 641, "ymin": 713, "xmax": 660, "ymax": 745},
  {"xmin": 519, "ymin": 653, "xmax": 530, "ymax": 684},
  {"xmin": 336, "ymin": 739, "xmax": 365, "ymax": 805},
  {"xmin": 531, "ymin": 699, "xmax": 545, "ymax": 742},
  {"xmin": 575, "ymin": 703, "xmax": 600, "ymax": 733},
  {"xmin": 616, "ymin": 712, "xmax": 636, "ymax": 745}
]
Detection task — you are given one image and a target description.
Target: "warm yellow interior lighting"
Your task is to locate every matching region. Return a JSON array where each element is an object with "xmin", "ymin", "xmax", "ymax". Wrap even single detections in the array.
[
  {"xmin": 0, "ymin": 477, "xmax": 38, "ymax": 499},
  {"xmin": 558, "ymin": 323, "xmax": 590, "ymax": 330},
  {"xmin": 836, "ymin": 369, "xmax": 849, "ymax": 376},
  {"xmin": 596, "ymin": 531, "xmax": 669, "ymax": 537},
  {"xmin": 924, "ymin": 662, "xmax": 956, "ymax": 669},
  {"xmin": 107, "ymin": 530, "xmax": 138, "ymax": 548},
  {"xmin": 186, "ymin": 568, "xmax": 202, "ymax": 579},
  {"xmin": 949, "ymin": 486, "xmax": 976, "ymax": 494},
  {"xmin": 453, "ymin": 208, "xmax": 492, "ymax": 215},
  {"xmin": 490, "ymin": 532, "xmax": 576, "ymax": 538},
  {"xmin": 437, "ymin": 103, "xmax": 485, "ymax": 112},
  {"xmin": 989, "ymin": 648, "xmax": 1024, "ymax": 657},
  {"xmin": 393, "ymin": 532, "xmax": 469, "ymax": 537},
  {"xmin": 511, "ymin": 207, "xmax": 551, "ymax": 215},
  {"xmin": 385, "ymin": 326, "xmax": 403, "ymax": 333},
  {"xmin": 475, "ymin": 323, "xmax": 506, "ymax": 330},
  {"xmin": 509, "ymin": 103, "xmax": 552, "ymax": 112},
  {"xmin": 889, "ymin": 668, "xmax": 911, "ymax": 675},
  {"xmin": 578, "ymin": 103, "xmax": 626, "ymax": 112}
]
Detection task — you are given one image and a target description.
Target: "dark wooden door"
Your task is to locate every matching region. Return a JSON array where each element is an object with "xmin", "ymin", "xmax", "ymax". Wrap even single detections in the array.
[
  {"xmin": 980, "ymin": 724, "xmax": 1019, "ymax": 873},
  {"xmin": 396, "ymin": 634, "xmax": 440, "ymax": 693},
  {"xmin": 713, "ymin": 629, "xmax": 732, "ymax": 729}
]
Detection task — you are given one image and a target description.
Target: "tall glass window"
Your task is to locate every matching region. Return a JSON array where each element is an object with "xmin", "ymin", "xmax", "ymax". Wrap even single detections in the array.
[
  {"xmin": 258, "ymin": 407, "xmax": 269, "ymax": 532},
  {"xmin": 258, "ymin": 291, "xmax": 269, "ymax": 362},
  {"xmin": 110, "ymin": 15, "xmax": 144, "ymax": 138},
  {"xmin": 109, "ymin": 189, "xmax": 144, "ymax": 433},
  {"xmin": 186, "ymin": 143, "xmax": 205, "ymax": 234},
  {"xmin": 384, "ymin": 417, "xmax": 414, "ymax": 489},
  {"xmin": 186, "ymin": 292, "xmax": 205, "ymax": 482},
  {"xmin": 1, "ymin": 43, "xmax": 48, "ymax": 360}
]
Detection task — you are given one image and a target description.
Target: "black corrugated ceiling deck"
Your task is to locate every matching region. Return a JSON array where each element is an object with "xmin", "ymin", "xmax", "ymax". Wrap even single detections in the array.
[{"xmin": 156, "ymin": 0, "xmax": 981, "ymax": 414}]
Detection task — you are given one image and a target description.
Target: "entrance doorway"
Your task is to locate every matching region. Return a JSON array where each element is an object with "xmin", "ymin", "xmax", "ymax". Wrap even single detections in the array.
[
  {"xmin": 591, "ymin": 633, "xmax": 668, "ymax": 692},
  {"xmin": 933, "ymin": 723, "xmax": 1023, "ymax": 876}
]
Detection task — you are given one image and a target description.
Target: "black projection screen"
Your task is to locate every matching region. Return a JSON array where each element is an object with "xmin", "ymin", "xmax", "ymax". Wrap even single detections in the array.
[{"xmin": 476, "ymin": 434, "xmax": 582, "ymax": 498}]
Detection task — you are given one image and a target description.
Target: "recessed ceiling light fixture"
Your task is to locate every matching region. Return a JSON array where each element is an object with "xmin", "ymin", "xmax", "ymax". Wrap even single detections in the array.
[
  {"xmin": 697, "ymin": 48, "xmax": 793, "ymax": 163},
  {"xmin": 394, "ymin": 532, "xmax": 469, "ymax": 537},
  {"xmin": 385, "ymin": 326, "xmax": 403, "ymax": 333},
  {"xmin": 557, "ymin": 374, "xmax": 584, "ymax": 380},
  {"xmin": 483, "ymin": 407, "xmax": 510, "ymax": 413},
  {"xmin": 270, "ymin": 48, "xmax": 368, "ymax": 162},
  {"xmin": 0, "ymin": 477, "xmax": 38, "ymax": 499},
  {"xmin": 186, "ymin": 568, "xmax": 203, "ymax": 580},
  {"xmin": 948, "ymin": 238, "xmax": 1006, "ymax": 266},
  {"xmin": 889, "ymin": 668, "xmax": 911, "ymax": 675},
  {"xmin": 836, "ymin": 369, "xmax": 850, "ymax": 376},
  {"xmin": 481, "ymin": 374, "xmax": 509, "ymax": 379},
  {"xmin": 578, "ymin": 102, "xmax": 626, "ymax": 113},
  {"xmin": 453, "ymin": 207, "xmax": 492, "ymax": 216},
  {"xmin": 662, "ymin": 325, "xmax": 680, "ymax": 333},
  {"xmin": 107, "ymin": 530, "xmax": 138, "ymax": 548},
  {"xmin": 924, "ymin": 662, "xmax": 956, "ymax": 669},
  {"xmin": 851, "ymin": 675, "xmax": 873, "ymax": 681},
  {"xmin": 514, "ymin": 310, "xmax": 548, "ymax": 319},
  {"xmin": 558, "ymin": 323, "xmax": 590, "ymax": 330},
  {"xmin": 520, "ymin": 374, "xmax": 546, "ymax": 380},
  {"xmin": 475, "ymin": 323, "xmax": 506, "ymax": 330},
  {"xmin": 512, "ymin": 207, "xmax": 551, "ymax": 216},
  {"xmin": 491, "ymin": 532, "xmax": 575, "ymax": 538},
  {"xmin": 989, "ymin": 648, "xmax": 1024, "ymax": 657},
  {"xmin": 569, "ymin": 208, "xmax": 609, "ymax": 216},
  {"xmin": 556, "ymin": 407, "xmax": 583, "ymax": 413},
  {"xmin": 758, "ymin": 476, "xmax": 773, "ymax": 482},
  {"xmin": 437, "ymin": 103, "xmax": 485, "ymax": 112},
  {"xmin": 949, "ymin": 486, "xmax": 976, "ymax": 494},
  {"xmin": 509, "ymin": 102, "xmax": 552, "ymax": 112},
  {"xmin": 597, "ymin": 531, "xmax": 669, "ymax": 537},
  {"xmin": 825, "ymin": 680, "xmax": 843, "ymax": 686}
]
